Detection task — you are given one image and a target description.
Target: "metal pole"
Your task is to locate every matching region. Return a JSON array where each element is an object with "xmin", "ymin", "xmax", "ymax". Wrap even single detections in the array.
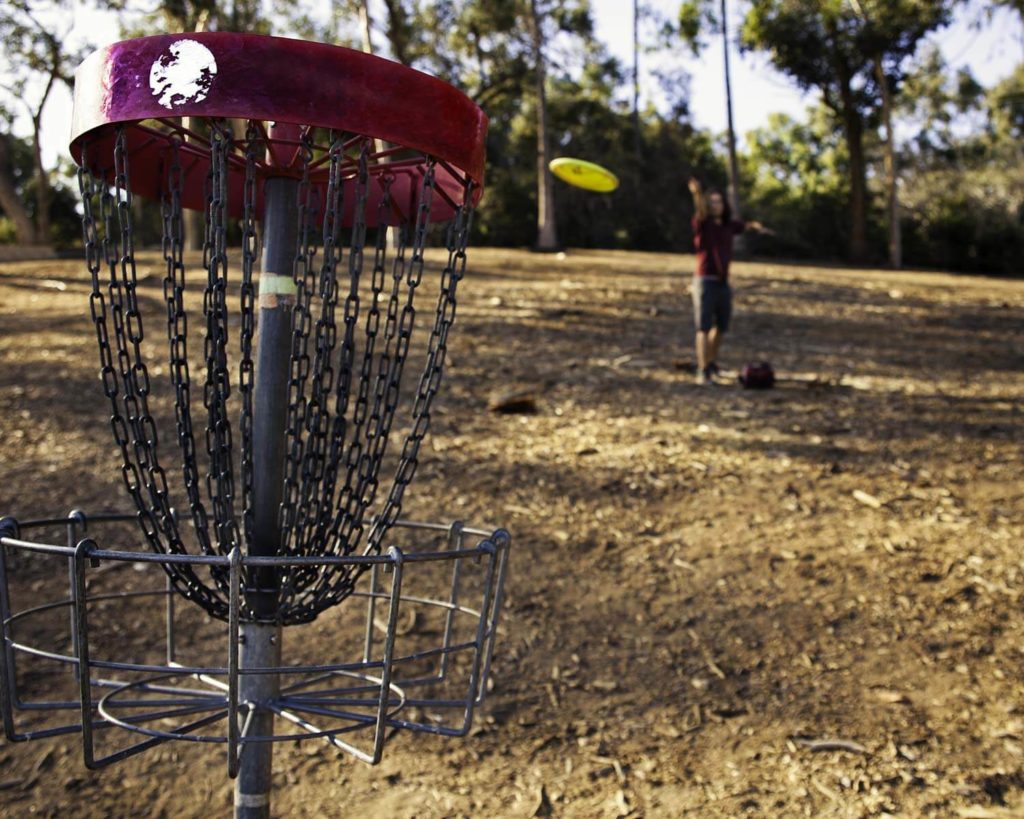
[
  {"xmin": 234, "ymin": 145, "xmax": 299, "ymax": 817},
  {"xmin": 234, "ymin": 622, "xmax": 280, "ymax": 818}
]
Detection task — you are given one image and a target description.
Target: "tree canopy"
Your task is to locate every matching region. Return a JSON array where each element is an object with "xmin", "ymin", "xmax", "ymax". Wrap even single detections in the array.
[{"xmin": 0, "ymin": 0, "xmax": 1020, "ymax": 273}]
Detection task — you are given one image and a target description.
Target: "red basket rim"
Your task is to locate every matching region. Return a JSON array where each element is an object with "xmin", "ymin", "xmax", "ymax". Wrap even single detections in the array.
[{"xmin": 68, "ymin": 32, "xmax": 488, "ymax": 188}]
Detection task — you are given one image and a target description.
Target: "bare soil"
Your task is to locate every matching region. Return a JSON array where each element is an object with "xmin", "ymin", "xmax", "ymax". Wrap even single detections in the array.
[{"xmin": 1, "ymin": 248, "xmax": 1023, "ymax": 818}]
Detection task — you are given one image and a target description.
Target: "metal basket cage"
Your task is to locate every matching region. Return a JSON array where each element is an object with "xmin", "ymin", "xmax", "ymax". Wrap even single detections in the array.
[{"xmin": 0, "ymin": 512, "xmax": 510, "ymax": 773}]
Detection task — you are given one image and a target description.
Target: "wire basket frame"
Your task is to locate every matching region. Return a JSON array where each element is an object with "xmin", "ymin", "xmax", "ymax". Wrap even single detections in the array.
[{"xmin": 0, "ymin": 513, "xmax": 510, "ymax": 772}]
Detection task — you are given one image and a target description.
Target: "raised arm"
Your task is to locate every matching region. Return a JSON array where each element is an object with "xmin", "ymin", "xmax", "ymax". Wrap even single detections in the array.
[
  {"xmin": 745, "ymin": 219, "xmax": 775, "ymax": 235},
  {"xmin": 688, "ymin": 176, "xmax": 707, "ymax": 222}
]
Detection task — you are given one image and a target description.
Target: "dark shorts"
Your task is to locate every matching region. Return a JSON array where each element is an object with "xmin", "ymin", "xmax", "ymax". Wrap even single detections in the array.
[{"xmin": 692, "ymin": 276, "xmax": 732, "ymax": 333}]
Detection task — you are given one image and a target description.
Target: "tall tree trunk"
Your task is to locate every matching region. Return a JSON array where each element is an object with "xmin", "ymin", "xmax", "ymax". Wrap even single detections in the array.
[
  {"xmin": 530, "ymin": 0, "xmax": 559, "ymax": 251},
  {"xmin": 836, "ymin": 71, "xmax": 868, "ymax": 263},
  {"xmin": 381, "ymin": 0, "xmax": 411, "ymax": 64},
  {"xmin": 0, "ymin": 135, "xmax": 37, "ymax": 245},
  {"xmin": 875, "ymin": 59, "xmax": 901, "ymax": 268},
  {"xmin": 720, "ymin": 0, "xmax": 741, "ymax": 219},
  {"xmin": 632, "ymin": 0, "xmax": 641, "ymax": 156},
  {"xmin": 357, "ymin": 0, "xmax": 374, "ymax": 53},
  {"xmin": 31, "ymin": 117, "xmax": 52, "ymax": 245}
]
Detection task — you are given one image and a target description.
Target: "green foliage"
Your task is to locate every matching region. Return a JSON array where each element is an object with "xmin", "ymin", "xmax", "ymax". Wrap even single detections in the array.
[
  {"xmin": 896, "ymin": 54, "xmax": 1024, "ymax": 273},
  {"xmin": 988, "ymin": 61, "xmax": 1024, "ymax": 142},
  {"xmin": 473, "ymin": 80, "xmax": 723, "ymax": 251},
  {"xmin": 900, "ymin": 46, "xmax": 985, "ymax": 156},
  {"xmin": 736, "ymin": 45, "xmax": 1024, "ymax": 274},
  {"xmin": 443, "ymin": 0, "xmax": 720, "ymax": 250},
  {"xmin": 548, "ymin": 100, "xmax": 720, "ymax": 251},
  {"xmin": 0, "ymin": 134, "xmax": 34, "ymax": 197},
  {"xmin": 740, "ymin": 0, "xmax": 957, "ymax": 116},
  {"xmin": 677, "ymin": 0, "xmax": 721, "ymax": 54},
  {"xmin": 739, "ymin": 107, "xmax": 853, "ymax": 259},
  {"xmin": 105, "ymin": 0, "xmax": 272, "ymax": 36},
  {"xmin": 0, "ymin": 218, "xmax": 18, "ymax": 244},
  {"xmin": 900, "ymin": 168, "xmax": 1024, "ymax": 273},
  {"xmin": 0, "ymin": 1, "xmax": 78, "ymax": 105}
]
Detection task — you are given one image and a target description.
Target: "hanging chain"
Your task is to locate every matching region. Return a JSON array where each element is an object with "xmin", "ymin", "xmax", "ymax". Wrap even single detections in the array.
[
  {"xmin": 325, "ymin": 164, "xmax": 428, "ymax": 559},
  {"xmin": 366, "ymin": 171, "xmax": 476, "ymax": 555},
  {"xmin": 326, "ymin": 168, "xmax": 396, "ymax": 542},
  {"xmin": 303, "ymin": 161, "xmax": 447, "ymax": 616},
  {"xmin": 279, "ymin": 131, "xmax": 318, "ymax": 557},
  {"xmin": 284, "ymin": 141, "xmax": 374, "ymax": 616},
  {"xmin": 201, "ymin": 121, "xmax": 240, "ymax": 555},
  {"xmin": 162, "ymin": 135, "xmax": 214, "ymax": 557},
  {"xmin": 300, "ymin": 138, "xmax": 371, "ymax": 554},
  {"xmin": 79, "ymin": 124, "xmax": 477, "ymax": 624},
  {"xmin": 238, "ymin": 121, "xmax": 261, "ymax": 552},
  {"xmin": 291, "ymin": 132, "xmax": 347, "ymax": 561},
  {"xmin": 80, "ymin": 129, "xmax": 226, "ymax": 618}
]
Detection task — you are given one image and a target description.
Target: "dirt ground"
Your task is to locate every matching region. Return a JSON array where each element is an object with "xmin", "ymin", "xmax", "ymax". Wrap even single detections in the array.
[{"xmin": 1, "ymin": 247, "xmax": 1023, "ymax": 818}]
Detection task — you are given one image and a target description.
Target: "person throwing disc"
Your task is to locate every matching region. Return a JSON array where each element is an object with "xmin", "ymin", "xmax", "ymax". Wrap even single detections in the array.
[{"xmin": 687, "ymin": 176, "xmax": 764, "ymax": 386}]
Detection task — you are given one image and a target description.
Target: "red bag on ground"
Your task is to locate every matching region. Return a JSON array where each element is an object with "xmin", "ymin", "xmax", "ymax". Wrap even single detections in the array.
[{"xmin": 739, "ymin": 361, "xmax": 775, "ymax": 389}]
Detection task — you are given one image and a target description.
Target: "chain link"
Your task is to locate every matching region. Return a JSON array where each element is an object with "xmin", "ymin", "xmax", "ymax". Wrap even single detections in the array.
[{"xmin": 306, "ymin": 160, "xmax": 444, "ymax": 615}]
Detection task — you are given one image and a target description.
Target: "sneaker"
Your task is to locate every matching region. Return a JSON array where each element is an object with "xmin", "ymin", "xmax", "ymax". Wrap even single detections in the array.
[
  {"xmin": 707, "ymin": 362, "xmax": 721, "ymax": 377},
  {"xmin": 695, "ymin": 369, "xmax": 713, "ymax": 386}
]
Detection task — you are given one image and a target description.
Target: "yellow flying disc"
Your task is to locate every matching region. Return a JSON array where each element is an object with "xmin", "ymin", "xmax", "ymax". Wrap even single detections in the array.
[{"xmin": 549, "ymin": 157, "xmax": 619, "ymax": 193}]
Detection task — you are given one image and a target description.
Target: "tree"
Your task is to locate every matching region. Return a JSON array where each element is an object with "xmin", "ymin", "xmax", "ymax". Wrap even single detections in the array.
[
  {"xmin": 411, "ymin": 0, "xmax": 592, "ymax": 251},
  {"xmin": 850, "ymin": 0, "xmax": 901, "ymax": 266},
  {"xmin": 901, "ymin": 56, "xmax": 1017, "ymax": 270},
  {"xmin": 678, "ymin": 1, "xmax": 742, "ymax": 215},
  {"xmin": 898, "ymin": 46, "xmax": 985, "ymax": 156},
  {"xmin": 528, "ymin": 0, "xmax": 559, "ymax": 250},
  {"xmin": 110, "ymin": 0, "xmax": 268, "ymax": 33},
  {"xmin": 740, "ymin": 0, "xmax": 955, "ymax": 264},
  {"xmin": 740, "ymin": 106, "xmax": 852, "ymax": 258},
  {"xmin": 378, "ymin": 0, "xmax": 416, "ymax": 63},
  {"xmin": 0, "ymin": 0, "xmax": 78, "ymax": 246},
  {"xmin": 719, "ymin": 0, "xmax": 741, "ymax": 219},
  {"xmin": 678, "ymin": 0, "xmax": 744, "ymax": 225},
  {"xmin": 747, "ymin": 52, "xmax": 1023, "ymax": 274},
  {"xmin": 632, "ymin": 0, "xmax": 642, "ymax": 156},
  {"xmin": 330, "ymin": 0, "xmax": 425, "ymax": 65},
  {"xmin": 848, "ymin": 0, "xmax": 957, "ymax": 267},
  {"xmin": 987, "ymin": 60, "xmax": 1024, "ymax": 143}
]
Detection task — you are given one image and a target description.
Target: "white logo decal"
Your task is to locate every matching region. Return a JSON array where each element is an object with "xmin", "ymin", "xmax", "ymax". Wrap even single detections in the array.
[{"xmin": 149, "ymin": 40, "xmax": 218, "ymax": 109}]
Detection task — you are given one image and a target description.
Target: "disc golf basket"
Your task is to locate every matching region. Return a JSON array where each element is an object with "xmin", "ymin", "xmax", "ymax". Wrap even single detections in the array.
[{"xmin": 0, "ymin": 33, "xmax": 510, "ymax": 817}]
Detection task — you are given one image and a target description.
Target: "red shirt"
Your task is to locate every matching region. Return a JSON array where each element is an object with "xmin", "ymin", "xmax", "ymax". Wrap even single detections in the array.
[{"xmin": 692, "ymin": 217, "xmax": 745, "ymax": 280}]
